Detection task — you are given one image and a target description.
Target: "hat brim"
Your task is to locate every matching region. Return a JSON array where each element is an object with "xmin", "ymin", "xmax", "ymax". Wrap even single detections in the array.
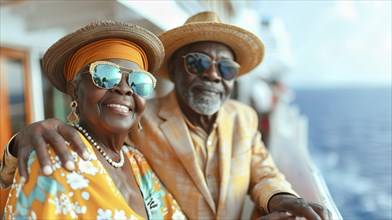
[
  {"xmin": 158, "ymin": 22, "xmax": 264, "ymax": 79},
  {"xmin": 42, "ymin": 21, "xmax": 164, "ymax": 93}
]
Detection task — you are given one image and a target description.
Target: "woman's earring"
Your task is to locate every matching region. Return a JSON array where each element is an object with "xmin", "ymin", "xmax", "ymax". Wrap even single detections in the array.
[
  {"xmin": 67, "ymin": 100, "xmax": 79, "ymax": 125},
  {"xmin": 137, "ymin": 122, "xmax": 143, "ymax": 132}
]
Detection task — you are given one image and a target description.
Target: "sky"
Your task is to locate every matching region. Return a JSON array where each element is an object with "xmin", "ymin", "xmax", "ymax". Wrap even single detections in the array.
[{"xmin": 252, "ymin": 1, "xmax": 391, "ymax": 88}]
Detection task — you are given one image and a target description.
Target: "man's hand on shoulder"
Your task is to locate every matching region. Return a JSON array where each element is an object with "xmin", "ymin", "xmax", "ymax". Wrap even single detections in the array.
[{"xmin": 11, "ymin": 118, "xmax": 88, "ymax": 182}]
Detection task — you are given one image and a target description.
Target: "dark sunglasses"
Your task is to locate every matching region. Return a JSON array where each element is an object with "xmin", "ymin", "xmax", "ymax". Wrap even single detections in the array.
[
  {"xmin": 182, "ymin": 52, "xmax": 240, "ymax": 80},
  {"xmin": 86, "ymin": 61, "xmax": 156, "ymax": 97}
]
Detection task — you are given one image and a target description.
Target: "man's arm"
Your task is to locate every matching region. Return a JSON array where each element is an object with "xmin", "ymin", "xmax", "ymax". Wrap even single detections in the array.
[
  {"xmin": 0, "ymin": 118, "xmax": 88, "ymax": 185},
  {"xmin": 248, "ymin": 129, "xmax": 299, "ymax": 212},
  {"xmin": 248, "ymin": 110, "xmax": 331, "ymax": 219},
  {"xmin": 0, "ymin": 134, "xmax": 18, "ymax": 189}
]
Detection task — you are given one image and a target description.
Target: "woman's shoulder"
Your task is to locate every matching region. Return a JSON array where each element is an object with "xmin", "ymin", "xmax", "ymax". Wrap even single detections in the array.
[{"xmin": 31, "ymin": 143, "xmax": 96, "ymax": 175}]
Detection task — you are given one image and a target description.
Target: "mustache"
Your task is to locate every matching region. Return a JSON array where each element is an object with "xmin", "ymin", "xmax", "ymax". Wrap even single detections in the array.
[{"xmin": 190, "ymin": 82, "xmax": 224, "ymax": 93}]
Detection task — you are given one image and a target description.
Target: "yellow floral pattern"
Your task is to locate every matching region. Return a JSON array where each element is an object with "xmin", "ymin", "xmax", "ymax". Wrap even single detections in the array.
[{"xmin": 3, "ymin": 133, "xmax": 186, "ymax": 220}]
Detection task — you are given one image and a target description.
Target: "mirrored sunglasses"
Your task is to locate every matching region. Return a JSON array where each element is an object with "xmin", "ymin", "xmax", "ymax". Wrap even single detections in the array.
[
  {"xmin": 87, "ymin": 61, "xmax": 157, "ymax": 97},
  {"xmin": 182, "ymin": 52, "xmax": 240, "ymax": 80}
]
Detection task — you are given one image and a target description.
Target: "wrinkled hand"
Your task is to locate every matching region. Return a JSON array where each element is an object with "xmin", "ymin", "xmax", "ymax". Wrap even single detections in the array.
[
  {"xmin": 268, "ymin": 194, "xmax": 332, "ymax": 220},
  {"xmin": 12, "ymin": 118, "xmax": 88, "ymax": 182}
]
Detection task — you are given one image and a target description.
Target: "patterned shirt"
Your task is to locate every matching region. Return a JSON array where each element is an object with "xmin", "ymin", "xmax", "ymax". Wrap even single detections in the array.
[{"xmin": 3, "ymin": 132, "xmax": 186, "ymax": 220}]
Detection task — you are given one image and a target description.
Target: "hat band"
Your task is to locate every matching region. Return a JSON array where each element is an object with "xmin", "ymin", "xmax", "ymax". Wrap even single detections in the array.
[{"xmin": 64, "ymin": 38, "xmax": 149, "ymax": 81}]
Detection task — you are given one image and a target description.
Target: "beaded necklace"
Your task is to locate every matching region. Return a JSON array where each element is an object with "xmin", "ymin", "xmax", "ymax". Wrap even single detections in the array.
[{"xmin": 74, "ymin": 124, "xmax": 124, "ymax": 168}]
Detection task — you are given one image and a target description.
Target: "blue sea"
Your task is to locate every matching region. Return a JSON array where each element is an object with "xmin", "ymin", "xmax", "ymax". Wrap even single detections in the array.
[{"xmin": 293, "ymin": 86, "xmax": 392, "ymax": 220}]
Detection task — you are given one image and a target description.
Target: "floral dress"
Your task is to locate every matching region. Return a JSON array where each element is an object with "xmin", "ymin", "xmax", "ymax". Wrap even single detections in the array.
[{"xmin": 3, "ymin": 133, "xmax": 186, "ymax": 220}]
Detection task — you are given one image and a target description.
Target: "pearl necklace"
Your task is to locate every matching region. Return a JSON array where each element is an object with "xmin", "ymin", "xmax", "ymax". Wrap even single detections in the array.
[{"xmin": 74, "ymin": 124, "xmax": 124, "ymax": 168}]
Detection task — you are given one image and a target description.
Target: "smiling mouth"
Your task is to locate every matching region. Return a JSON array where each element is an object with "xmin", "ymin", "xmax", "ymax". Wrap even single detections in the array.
[
  {"xmin": 193, "ymin": 87, "xmax": 220, "ymax": 94},
  {"xmin": 106, "ymin": 104, "xmax": 131, "ymax": 114}
]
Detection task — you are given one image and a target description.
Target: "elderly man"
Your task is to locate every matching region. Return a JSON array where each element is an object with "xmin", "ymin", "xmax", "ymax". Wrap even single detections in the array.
[{"xmin": 1, "ymin": 11, "xmax": 330, "ymax": 219}]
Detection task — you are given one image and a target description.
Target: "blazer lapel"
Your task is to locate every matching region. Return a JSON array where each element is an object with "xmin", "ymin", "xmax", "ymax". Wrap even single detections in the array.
[
  {"xmin": 215, "ymin": 107, "xmax": 233, "ymax": 218},
  {"xmin": 158, "ymin": 92, "xmax": 217, "ymax": 213}
]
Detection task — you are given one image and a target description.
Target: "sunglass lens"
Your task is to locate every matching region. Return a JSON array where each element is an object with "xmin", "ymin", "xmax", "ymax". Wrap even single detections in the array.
[
  {"xmin": 185, "ymin": 54, "xmax": 211, "ymax": 75},
  {"xmin": 93, "ymin": 64, "xmax": 122, "ymax": 89},
  {"xmin": 128, "ymin": 72, "xmax": 154, "ymax": 97},
  {"xmin": 218, "ymin": 60, "xmax": 239, "ymax": 80}
]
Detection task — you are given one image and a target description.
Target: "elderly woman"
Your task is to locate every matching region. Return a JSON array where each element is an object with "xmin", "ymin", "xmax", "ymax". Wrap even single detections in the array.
[{"xmin": 3, "ymin": 21, "xmax": 185, "ymax": 219}]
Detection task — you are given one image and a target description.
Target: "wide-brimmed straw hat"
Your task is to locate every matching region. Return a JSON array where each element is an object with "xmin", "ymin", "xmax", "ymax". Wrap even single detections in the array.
[
  {"xmin": 158, "ymin": 11, "xmax": 264, "ymax": 79},
  {"xmin": 42, "ymin": 20, "xmax": 164, "ymax": 93}
]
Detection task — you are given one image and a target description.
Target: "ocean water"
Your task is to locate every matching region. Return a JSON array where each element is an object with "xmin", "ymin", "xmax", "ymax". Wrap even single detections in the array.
[{"xmin": 293, "ymin": 86, "xmax": 392, "ymax": 220}]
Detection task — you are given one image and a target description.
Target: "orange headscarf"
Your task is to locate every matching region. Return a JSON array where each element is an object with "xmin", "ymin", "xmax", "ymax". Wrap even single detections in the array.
[{"xmin": 64, "ymin": 38, "xmax": 148, "ymax": 81}]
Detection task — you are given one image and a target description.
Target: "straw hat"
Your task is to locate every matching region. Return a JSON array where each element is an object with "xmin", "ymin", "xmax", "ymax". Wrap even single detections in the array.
[
  {"xmin": 42, "ymin": 20, "xmax": 164, "ymax": 93},
  {"xmin": 158, "ymin": 11, "xmax": 264, "ymax": 79}
]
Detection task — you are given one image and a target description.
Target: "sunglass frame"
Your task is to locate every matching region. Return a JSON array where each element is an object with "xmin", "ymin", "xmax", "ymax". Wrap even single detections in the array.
[
  {"xmin": 182, "ymin": 52, "xmax": 240, "ymax": 80},
  {"xmin": 88, "ymin": 60, "xmax": 157, "ymax": 94}
]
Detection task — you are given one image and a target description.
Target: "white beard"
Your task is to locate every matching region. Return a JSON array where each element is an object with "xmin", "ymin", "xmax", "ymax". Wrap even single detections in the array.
[{"xmin": 187, "ymin": 90, "xmax": 222, "ymax": 115}]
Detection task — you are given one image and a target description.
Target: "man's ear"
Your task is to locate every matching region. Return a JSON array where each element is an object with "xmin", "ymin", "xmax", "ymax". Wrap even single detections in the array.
[
  {"xmin": 168, "ymin": 58, "xmax": 177, "ymax": 83},
  {"xmin": 66, "ymin": 80, "xmax": 78, "ymax": 100}
]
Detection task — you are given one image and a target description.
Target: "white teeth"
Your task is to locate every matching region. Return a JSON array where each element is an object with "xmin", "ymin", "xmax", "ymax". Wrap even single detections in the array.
[{"xmin": 106, "ymin": 104, "xmax": 130, "ymax": 113}]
